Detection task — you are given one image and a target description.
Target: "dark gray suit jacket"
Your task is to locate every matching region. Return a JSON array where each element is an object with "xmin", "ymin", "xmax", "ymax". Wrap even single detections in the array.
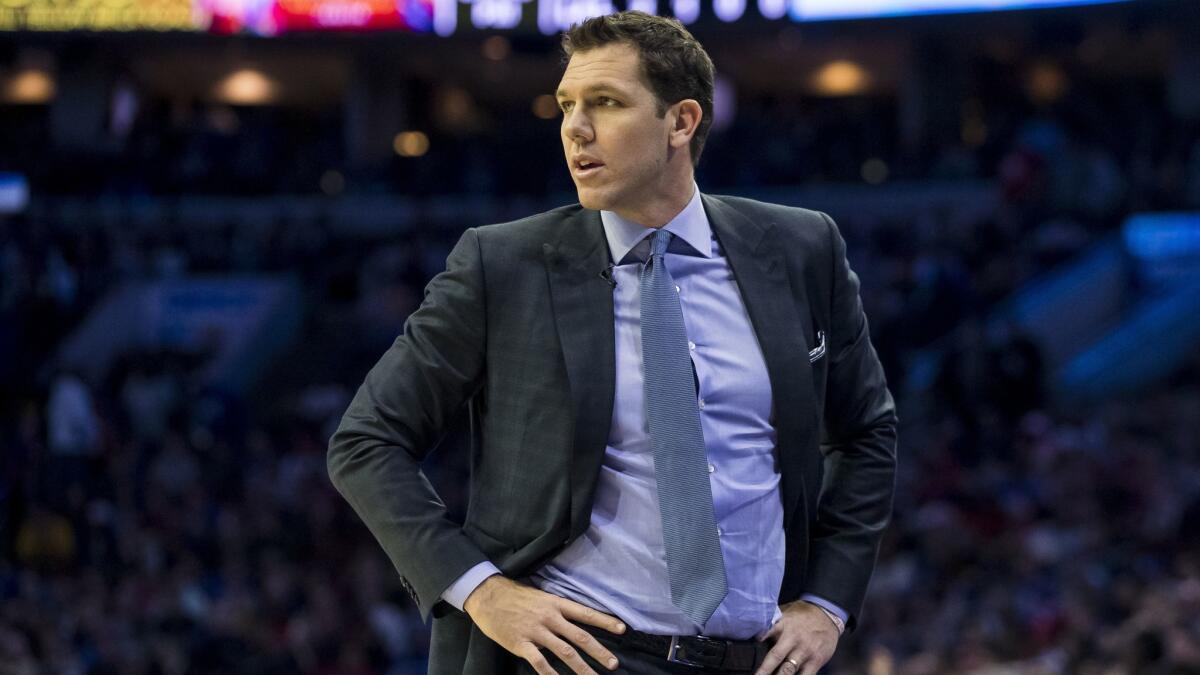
[{"xmin": 327, "ymin": 193, "xmax": 898, "ymax": 675}]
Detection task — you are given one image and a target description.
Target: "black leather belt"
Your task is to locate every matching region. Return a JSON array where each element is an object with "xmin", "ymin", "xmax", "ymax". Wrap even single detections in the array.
[{"xmin": 581, "ymin": 623, "xmax": 769, "ymax": 671}]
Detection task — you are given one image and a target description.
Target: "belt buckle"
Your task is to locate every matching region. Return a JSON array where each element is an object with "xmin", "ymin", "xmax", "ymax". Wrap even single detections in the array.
[{"xmin": 666, "ymin": 635, "xmax": 721, "ymax": 668}]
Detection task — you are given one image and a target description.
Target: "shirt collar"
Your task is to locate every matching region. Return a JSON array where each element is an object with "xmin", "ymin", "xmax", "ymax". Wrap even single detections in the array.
[{"xmin": 599, "ymin": 182, "xmax": 713, "ymax": 264}]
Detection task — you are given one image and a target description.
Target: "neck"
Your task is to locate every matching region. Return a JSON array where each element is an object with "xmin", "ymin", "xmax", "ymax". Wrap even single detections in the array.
[{"xmin": 613, "ymin": 168, "xmax": 695, "ymax": 229}]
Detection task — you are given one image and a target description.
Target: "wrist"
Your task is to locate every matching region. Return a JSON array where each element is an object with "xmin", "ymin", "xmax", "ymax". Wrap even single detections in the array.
[
  {"xmin": 806, "ymin": 601, "xmax": 845, "ymax": 635},
  {"xmin": 463, "ymin": 573, "xmax": 504, "ymax": 617}
]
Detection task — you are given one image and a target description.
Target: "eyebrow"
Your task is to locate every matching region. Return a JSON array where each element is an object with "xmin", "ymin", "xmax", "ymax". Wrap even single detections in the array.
[{"xmin": 555, "ymin": 84, "xmax": 628, "ymax": 100}]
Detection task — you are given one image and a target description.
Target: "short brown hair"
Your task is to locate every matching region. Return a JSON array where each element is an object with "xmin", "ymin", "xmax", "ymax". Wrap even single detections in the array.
[{"xmin": 561, "ymin": 11, "xmax": 715, "ymax": 167}]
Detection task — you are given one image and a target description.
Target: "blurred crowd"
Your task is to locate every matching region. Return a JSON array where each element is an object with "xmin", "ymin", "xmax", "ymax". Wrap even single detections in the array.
[
  {"xmin": 0, "ymin": 206, "xmax": 464, "ymax": 674},
  {"xmin": 854, "ymin": 350, "xmax": 1200, "ymax": 674},
  {"xmin": 4, "ymin": 23, "xmax": 1200, "ymax": 675}
]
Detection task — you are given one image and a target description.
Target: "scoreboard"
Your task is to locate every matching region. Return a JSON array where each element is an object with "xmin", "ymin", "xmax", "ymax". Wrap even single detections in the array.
[
  {"xmin": 0, "ymin": 0, "xmax": 194, "ymax": 31},
  {"xmin": 0, "ymin": 0, "xmax": 1128, "ymax": 33}
]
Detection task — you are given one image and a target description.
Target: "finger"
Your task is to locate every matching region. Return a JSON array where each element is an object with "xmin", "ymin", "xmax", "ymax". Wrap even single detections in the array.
[
  {"xmin": 753, "ymin": 638, "xmax": 793, "ymax": 675},
  {"xmin": 778, "ymin": 653, "xmax": 805, "ymax": 675},
  {"xmin": 536, "ymin": 629, "xmax": 598, "ymax": 675},
  {"xmin": 518, "ymin": 642, "xmax": 557, "ymax": 675},
  {"xmin": 800, "ymin": 644, "xmax": 832, "ymax": 675},
  {"xmin": 777, "ymin": 653, "xmax": 806, "ymax": 672},
  {"xmin": 556, "ymin": 599, "xmax": 626, "ymax": 635},
  {"xmin": 550, "ymin": 616, "xmax": 619, "ymax": 671}
]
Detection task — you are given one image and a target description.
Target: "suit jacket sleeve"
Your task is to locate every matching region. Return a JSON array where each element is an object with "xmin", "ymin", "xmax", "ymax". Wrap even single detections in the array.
[
  {"xmin": 803, "ymin": 212, "xmax": 899, "ymax": 633},
  {"xmin": 327, "ymin": 227, "xmax": 490, "ymax": 621}
]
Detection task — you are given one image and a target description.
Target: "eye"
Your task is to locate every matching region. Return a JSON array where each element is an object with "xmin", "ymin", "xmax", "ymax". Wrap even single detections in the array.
[
  {"xmin": 559, "ymin": 101, "xmax": 574, "ymax": 113},
  {"xmin": 597, "ymin": 96, "xmax": 618, "ymax": 106}
]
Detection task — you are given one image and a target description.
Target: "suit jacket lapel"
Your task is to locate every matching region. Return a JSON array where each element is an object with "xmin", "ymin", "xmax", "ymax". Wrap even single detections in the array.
[
  {"xmin": 543, "ymin": 209, "xmax": 617, "ymax": 538},
  {"xmin": 703, "ymin": 194, "xmax": 816, "ymax": 529}
]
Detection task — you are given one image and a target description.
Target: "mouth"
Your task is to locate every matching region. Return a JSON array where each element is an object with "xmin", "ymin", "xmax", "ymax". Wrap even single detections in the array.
[{"xmin": 573, "ymin": 158, "xmax": 605, "ymax": 179}]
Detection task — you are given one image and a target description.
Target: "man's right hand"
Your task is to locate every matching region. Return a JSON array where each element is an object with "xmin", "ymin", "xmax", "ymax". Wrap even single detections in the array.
[{"xmin": 463, "ymin": 575, "xmax": 626, "ymax": 675}]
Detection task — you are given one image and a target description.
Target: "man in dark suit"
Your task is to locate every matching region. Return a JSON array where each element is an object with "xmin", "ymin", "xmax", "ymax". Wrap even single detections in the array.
[{"xmin": 327, "ymin": 11, "xmax": 897, "ymax": 675}]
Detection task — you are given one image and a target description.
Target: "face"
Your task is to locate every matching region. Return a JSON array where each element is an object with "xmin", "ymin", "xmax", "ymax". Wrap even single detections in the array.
[{"xmin": 556, "ymin": 43, "xmax": 683, "ymax": 218}]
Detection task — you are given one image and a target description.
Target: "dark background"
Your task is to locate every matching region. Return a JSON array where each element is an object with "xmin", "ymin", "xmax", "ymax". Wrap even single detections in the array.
[{"xmin": 3, "ymin": 0, "xmax": 1200, "ymax": 672}]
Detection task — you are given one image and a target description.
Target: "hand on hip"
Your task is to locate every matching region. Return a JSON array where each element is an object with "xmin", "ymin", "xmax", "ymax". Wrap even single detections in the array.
[{"xmin": 464, "ymin": 575, "xmax": 627, "ymax": 675}]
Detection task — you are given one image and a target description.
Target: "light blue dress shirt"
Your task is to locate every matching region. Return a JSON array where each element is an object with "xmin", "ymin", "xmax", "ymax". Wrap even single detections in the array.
[{"xmin": 441, "ymin": 185, "xmax": 848, "ymax": 638}]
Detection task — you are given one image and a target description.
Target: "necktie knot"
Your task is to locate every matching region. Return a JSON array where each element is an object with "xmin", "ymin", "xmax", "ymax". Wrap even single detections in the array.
[{"xmin": 650, "ymin": 229, "xmax": 672, "ymax": 259}]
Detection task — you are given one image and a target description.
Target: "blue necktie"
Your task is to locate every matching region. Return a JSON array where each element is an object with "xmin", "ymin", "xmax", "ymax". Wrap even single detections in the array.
[{"xmin": 640, "ymin": 229, "xmax": 727, "ymax": 626}]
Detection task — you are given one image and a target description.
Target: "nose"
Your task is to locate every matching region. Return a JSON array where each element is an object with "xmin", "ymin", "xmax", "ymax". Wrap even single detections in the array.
[{"xmin": 562, "ymin": 107, "xmax": 593, "ymax": 145}]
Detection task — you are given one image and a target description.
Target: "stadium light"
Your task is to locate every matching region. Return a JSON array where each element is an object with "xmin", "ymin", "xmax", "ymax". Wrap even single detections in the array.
[
  {"xmin": 813, "ymin": 60, "xmax": 868, "ymax": 96},
  {"xmin": 394, "ymin": 131, "xmax": 430, "ymax": 157},
  {"xmin": 215, "ymin": 68, "xmax": 278, "ymax": 105},
  {"xmin": 3, "ymin": 69, "xmax": 55, "ymax": 104}
]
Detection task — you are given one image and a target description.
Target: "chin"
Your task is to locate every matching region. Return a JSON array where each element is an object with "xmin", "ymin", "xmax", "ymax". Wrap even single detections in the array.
[{"xmin": 574, "ymin": 185, "xmax": 614, "ymax": 211}]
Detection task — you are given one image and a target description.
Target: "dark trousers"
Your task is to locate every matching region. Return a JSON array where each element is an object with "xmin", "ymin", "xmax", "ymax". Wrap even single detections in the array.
[{"xmin": 517, "ymin": 623, "xmax": 770, "ymax": 675}]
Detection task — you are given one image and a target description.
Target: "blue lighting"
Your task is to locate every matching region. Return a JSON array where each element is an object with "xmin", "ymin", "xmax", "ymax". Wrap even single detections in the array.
[
  {"xmin": 790, "ymin": 0, "xmax": 1129, "ymax": 22},
  {"xmin": 1124, "ymin": 213, "xmax": 1200, "ymax": 260}
]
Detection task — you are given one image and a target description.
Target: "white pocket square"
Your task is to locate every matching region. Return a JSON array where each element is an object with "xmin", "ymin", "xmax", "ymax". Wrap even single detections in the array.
[{"xmin": 808, "ymin": 330, "xmax": 826, "ymax": 363}]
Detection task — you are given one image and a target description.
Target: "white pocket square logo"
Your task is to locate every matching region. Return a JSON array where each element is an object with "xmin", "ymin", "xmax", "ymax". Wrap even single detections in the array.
[{"xmin": 808, "ymin": 330, "xmax": 826, "ymax": 363}]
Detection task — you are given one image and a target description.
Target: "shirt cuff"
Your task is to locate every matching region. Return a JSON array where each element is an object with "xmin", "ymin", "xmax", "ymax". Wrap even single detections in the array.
[
  {"xmin": 440, "ymin": 561, "xmax": 502, "ymax": 611},
  {"xmin": 800, "ymin": 593, "xmax": 848, "ymax": 633}
]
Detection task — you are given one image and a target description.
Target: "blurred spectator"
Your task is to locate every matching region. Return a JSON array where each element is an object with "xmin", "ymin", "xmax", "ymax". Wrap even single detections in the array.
[{"xmin": 44, "ymin": 370, "xmax": 102, "ymax": 513}]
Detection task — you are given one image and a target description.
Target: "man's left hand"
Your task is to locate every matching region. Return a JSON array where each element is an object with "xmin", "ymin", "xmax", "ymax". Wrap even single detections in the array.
[{"xmin": 754, "ymin": 601, "xmax": 840, "ymax": 675}]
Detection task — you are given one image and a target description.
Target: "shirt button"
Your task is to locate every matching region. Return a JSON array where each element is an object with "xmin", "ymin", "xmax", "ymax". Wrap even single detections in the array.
[
  {"xmin": 698, "ymin": 398, "xmax": 706, "ymax": 410},
  {"xmin": 708, "ymin": 463, "xmax": 715, "ymax": 473},
  {"xmin": 688, "ymin": 341, "xmax": 696, "ymax": 351},
  {"xmin": 675, "ymin": 285, "xmax": 680, "ymax": 293},
  {"xmin": 716, "ymin": 527, "xmax": 722, "ymax": 537}
]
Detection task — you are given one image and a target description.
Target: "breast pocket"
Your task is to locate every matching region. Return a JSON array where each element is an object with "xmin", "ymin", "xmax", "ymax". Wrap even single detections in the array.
[{"xmin": 804, "ymin": 324, "xmax": 829, "ymax": 415}]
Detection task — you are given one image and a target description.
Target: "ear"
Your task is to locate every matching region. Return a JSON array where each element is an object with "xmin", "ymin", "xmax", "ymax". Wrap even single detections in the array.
[{"xmin": 668, "ymin": 99, "xmax": 702, "ymax": 153}]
